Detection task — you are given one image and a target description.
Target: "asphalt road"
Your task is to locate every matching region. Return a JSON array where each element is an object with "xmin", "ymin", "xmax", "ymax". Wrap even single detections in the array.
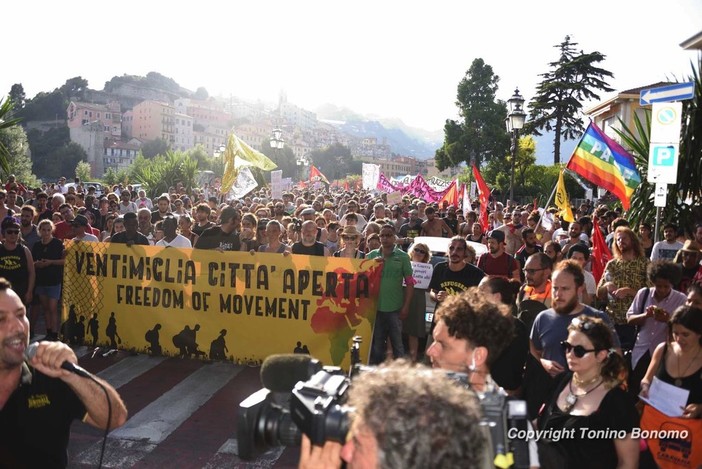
[{"xmin": 66, "ymin": 346, "xmax": 300, "ymax": 468}]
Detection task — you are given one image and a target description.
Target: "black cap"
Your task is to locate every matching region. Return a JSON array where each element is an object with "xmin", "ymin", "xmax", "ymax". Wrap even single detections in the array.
[{"xmin": 72, "ymin": 214, "xmax": 89, "ymax": 227}]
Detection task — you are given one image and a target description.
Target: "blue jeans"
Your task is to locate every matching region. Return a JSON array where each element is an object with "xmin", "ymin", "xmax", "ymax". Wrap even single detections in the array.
[{"xmin": 370, "ymin": 310, "xmax": 405, "ymax": 365}]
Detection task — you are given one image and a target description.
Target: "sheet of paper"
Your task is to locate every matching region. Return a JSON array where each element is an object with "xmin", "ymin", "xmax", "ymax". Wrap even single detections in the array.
[
  {"xmin": 403, "ymin": 262, "xmax": 433, "ymax": 289},
  {"xmin": 639, "ymin": 376, "xmax": 690, "ymax": 417}
]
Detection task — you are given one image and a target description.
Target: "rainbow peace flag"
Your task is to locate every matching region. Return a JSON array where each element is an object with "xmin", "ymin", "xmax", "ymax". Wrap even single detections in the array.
[{"xmin": 566, "ymin": 122, "xmax": 641, "ymax": 210}]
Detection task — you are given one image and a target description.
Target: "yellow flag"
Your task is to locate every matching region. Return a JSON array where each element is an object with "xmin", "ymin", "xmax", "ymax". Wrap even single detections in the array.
[
  {"xmin": 221, "ymin": 133, "xmax": 278, "ymax": 193},
  {"xmin": 555, "ymin": 170, "xmax": 575, "ymax": 223}
]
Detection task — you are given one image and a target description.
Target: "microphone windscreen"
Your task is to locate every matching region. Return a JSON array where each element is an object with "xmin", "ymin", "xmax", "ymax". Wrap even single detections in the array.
[
  {"xmin": 260, "ymin": 354, "xmax": 322, "ymax": 392},
  {"xmin": 24, "ymin": 342, "xmax": 39, "ymax": 361}
]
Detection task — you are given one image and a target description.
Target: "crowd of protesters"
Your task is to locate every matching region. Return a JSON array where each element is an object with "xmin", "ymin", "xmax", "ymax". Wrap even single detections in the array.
[{"xmin": 2, "ymin": 174, "xmax": 702, "ymax": 468}]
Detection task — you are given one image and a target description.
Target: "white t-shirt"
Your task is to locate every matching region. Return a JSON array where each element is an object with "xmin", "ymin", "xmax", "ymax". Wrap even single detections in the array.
[
  {"xmin": 74, "ymin": 233, "xmax": 99, "ymax": 242},
  {"xmin": 155, "ymin": 234, "xmax": 192, "ymax": 248},
  {"xmin": 583, "ymin": 269, "xmax": 597, "ymax": 296},
  {"xmin": 650, "ymin": 240, "xmax": 683, "ymax": 261}
]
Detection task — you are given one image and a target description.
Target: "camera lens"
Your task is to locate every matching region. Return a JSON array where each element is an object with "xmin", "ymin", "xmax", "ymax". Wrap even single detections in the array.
[{"xmin": 257, "ymin": 405, "xmax": 301, "ymax": 448}]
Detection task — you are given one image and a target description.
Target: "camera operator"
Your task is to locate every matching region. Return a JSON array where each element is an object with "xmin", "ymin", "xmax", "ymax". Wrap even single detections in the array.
[
  {"xmin": 298, "ymin": 360, "xmax": 486, "ymax": 469},
  {"xmin": 426, "ymin": 288, "xmax": 539, "ymax": 468}
]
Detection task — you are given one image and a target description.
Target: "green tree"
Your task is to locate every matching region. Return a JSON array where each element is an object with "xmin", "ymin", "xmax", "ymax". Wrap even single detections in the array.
[
  {"xmin": 527, "ymin": 35, "xmax": 614, "ymax": 165},
  {"xmin": 102, "ymin": 167, "xmax": 130, "ymax": 188},
  {"xmin": 130, "ymin": 152, "xmax": 199, "ymax": 198},
  {"xmin": 435, "ymin": 58, "xmax": 510, "ymax": 170},
  {"xmin": 0, "ymin": 97, "xmax": 21, "ymax": 174},
  {"xmin": 0, "ymin": 122, "xmax": 40, "ymax": 187},
  {"xmin": 26, "ymin": 126, "xmax": 74, "ymax": 178},
  {"xmin": 8, "ymin": 85, "xmax": 25, "ymax": 111},
  {"xmin": 75, "ymin": 161, "xmax": 92, "ymax": 182},
  {"xmin": 140, "ymin": 138, "xmax": 171, "ymax": 159},
  {"xmin": 260, "ymin": 140, "xmax": 301, "ymax": 180},
  {"xmin": 60, "ymin": 76, "xmax": 89, "ymax": 100},
  {"xmin": 483, "ymin": 135, "xmax": 536, "ymax": 202},
  {"xmin": 308, "ymin": 143, "xmax": 355, "ymax": 181},
  {"xmin": 194, "ymin": 87, "xmax": 209, "ymax": 100}
]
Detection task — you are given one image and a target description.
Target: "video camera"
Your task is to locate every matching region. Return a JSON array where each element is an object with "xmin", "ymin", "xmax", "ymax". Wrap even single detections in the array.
[{"xmin": 237, "ymin": 337, "xmax": 529, "ymax": 468}]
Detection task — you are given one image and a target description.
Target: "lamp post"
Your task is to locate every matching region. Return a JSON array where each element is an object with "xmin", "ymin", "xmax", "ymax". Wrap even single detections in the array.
[
  {"xmin": 505, "ymin": 88, "xmax": 526, "ymax": 205},
  {"xmin": 270, "ymin": 127, "xmax": 284, "ymax": 151}
]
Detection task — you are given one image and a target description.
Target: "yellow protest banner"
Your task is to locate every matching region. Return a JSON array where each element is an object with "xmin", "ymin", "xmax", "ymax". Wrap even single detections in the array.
[{"xmin": 61, "ymin": 242, "xmax": 382, "ymax": 368}]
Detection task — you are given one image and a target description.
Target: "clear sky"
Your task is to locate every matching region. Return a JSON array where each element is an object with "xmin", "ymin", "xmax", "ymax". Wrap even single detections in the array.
[{"xmin": 3, "ymin": 0, "xmax": 701, "ymax": 132}]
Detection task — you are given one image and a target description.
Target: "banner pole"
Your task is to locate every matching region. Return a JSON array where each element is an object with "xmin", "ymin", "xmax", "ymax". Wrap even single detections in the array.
[{"xmin": 533, "ymin": 174, "xmax": 559, "ymax": 234}]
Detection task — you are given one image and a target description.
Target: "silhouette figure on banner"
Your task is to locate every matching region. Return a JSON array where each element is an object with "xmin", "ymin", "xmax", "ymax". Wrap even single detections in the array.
[
  {"xmin": 105, "ymin": 312, "xmax": 121, "ymax": 348},
  {"xmin": 209, "ymin": 329, "xmax": 229, "ymax": 360},
  {"xmin": 88, "ymin": 313, "xmax": 99, "ymax": 346},
  {"xmin": 293, "ymin": 341, "xmax": 310, "ymax": 355},
  {"xmin": 60, "ymin": 305, "xmax": 78, "ymax": 344},
  {"xmin": 145, "ymin": 324, "xmax": 162, "ymax": 356},
  {"xmin": 173, "ymin": 324, "xmax": 206, "ymax": 358},
  {"xmin": 75, "ymin": 315, "xmax": 86, "ymax": 345}
]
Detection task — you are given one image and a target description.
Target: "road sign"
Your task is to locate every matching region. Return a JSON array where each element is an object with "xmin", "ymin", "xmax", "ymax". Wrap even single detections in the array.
[
  {"xmin": 654, "ymin": 183, "xmax": 667, "ymax": 208},
  {"xmin": 640, "ymin": 82, "xmax": 694, "ymax": 106},
  {"xmin": 650, "ymin": 102, "xmax": 683, "ymax": 143},
  {"xmin": 648, "ymin": 143, "xmax": 679, "ymax": 184}
]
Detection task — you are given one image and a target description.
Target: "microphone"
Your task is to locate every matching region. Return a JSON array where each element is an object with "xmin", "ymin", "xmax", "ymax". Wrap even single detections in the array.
[
  {"xmin": 260, "ymin": 354, "xmax": 322, "ymax": 392},
  {"xmin": 25, "ymin": 342, "xmax": 92, "ymax": 378}
]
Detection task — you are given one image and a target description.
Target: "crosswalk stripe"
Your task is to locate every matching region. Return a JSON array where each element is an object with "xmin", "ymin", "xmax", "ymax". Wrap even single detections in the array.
[
  {"xmin": 75, "ymin": 361, "xmax": 242, "ymax": 467},
  {"xmin": 95, "ymin": 355, "xmax": 167, "ymax": 389},
  {"xmin": 202, "ymin": 439, "xmax": 284, "ymax": 469}
]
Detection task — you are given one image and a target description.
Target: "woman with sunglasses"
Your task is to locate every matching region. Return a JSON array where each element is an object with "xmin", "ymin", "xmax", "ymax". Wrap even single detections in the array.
[
  {"xmin": 402, "ymin": 242, "xmax": 431, "ymax": 361},
  {"xmin": 537, "ymin": 315, "xmax": 638, "ymax": 469},
  {"xmin": 333, "ymin": 226, "xmax": 364, "ymax": 259}
]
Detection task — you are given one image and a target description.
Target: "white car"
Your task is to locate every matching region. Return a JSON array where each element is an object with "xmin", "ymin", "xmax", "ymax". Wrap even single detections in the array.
[{"xmin": 412, "ymin": 236, "xmax": 487, "ymax": 265}]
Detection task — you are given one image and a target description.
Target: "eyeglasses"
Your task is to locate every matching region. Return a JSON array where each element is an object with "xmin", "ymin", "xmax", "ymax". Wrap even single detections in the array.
[
  {"xmin": 342, "ymin": 235, "xmax": 358, "ymax": 240},
  {"xmin": 413, "ymin": 249, "xmax": 427, "ymax": 255},
  {"xmin": 561, "ymin": 341, "xmax": 598, "ymax": 358},
  {"xmin": 5, "ymin": 229, "xmax": 19, "ymax": 235},
  {"xmin": 523, "ymin": 268, "xmax": 546, "ymax": 275},
  {"xmin": 379, "ymin": 233, "xmax": 394, "ymax": 238}
]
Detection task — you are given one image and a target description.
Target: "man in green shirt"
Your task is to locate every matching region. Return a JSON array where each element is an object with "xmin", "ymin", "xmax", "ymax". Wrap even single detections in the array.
[{"xmin": 366, "ymin": 224, "xmax": 414, "ymax": 364}]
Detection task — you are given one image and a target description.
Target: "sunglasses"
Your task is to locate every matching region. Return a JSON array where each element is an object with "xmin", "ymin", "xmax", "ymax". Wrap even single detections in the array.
[
  {"xmin": 342, "ymin": 235, "xmax": 358, "ymax": 240},
  {"xmin": 560, "ymin": 341, "xmax": 598, "ymax": 358},
  {"xmin": 413, "ymin": 248, "xmax": 427, "ymax": 255},
  {"xmin": 5, "ymin": 229, "xmax": 20, "ymax": 235}
]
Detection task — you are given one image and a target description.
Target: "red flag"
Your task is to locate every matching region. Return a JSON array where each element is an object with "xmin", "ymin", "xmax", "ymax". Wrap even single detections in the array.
[
  {"xmin": 472, "ymin": 165, "xmax": 490, "ymax": 232},
  {"xmin": 438, "ymin": 180, "xmax": 460, "ymax": 207},
  {"xmin": 309, "ymin": 165, "xmax": 329, "ymax": 185},
  {"xmin": 344, "ymin": 181, "xmax": 349, "ymax": 191},
  {"xmin": 590, "ymin": 215, "xmax": 611, "ymax": 284}
]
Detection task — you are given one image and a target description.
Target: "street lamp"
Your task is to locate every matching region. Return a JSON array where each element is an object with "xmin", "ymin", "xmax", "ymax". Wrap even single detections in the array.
[
  {"xmin": 270, "ymin": 128, "xmax": 284, "ymax": 150},
  {"xmin": 505, "ymin": 88, "xmax": 526, "ymax": 205}
]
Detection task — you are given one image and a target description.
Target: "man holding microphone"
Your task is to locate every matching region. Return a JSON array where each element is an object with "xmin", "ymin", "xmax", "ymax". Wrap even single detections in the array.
[{"xmin": 0, "ymin": 278, "xmax": 127, "ymax": 468}]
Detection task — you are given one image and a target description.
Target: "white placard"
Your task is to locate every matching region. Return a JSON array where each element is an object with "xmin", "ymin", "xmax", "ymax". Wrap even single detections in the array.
[
  {"xmin": 386, "ymin": 191, "xmax": 402, "ymax": 206},
  {"xmin": 404, "ymin": 262, "xmax": 434, "ymax": 289},
  {"xmin": 639, "ymin": 376, "xmax": 690, "ymax": 417},
  {"xmin": 270, "ymin": 170, "xmax": 283, "ymax": 200}
]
